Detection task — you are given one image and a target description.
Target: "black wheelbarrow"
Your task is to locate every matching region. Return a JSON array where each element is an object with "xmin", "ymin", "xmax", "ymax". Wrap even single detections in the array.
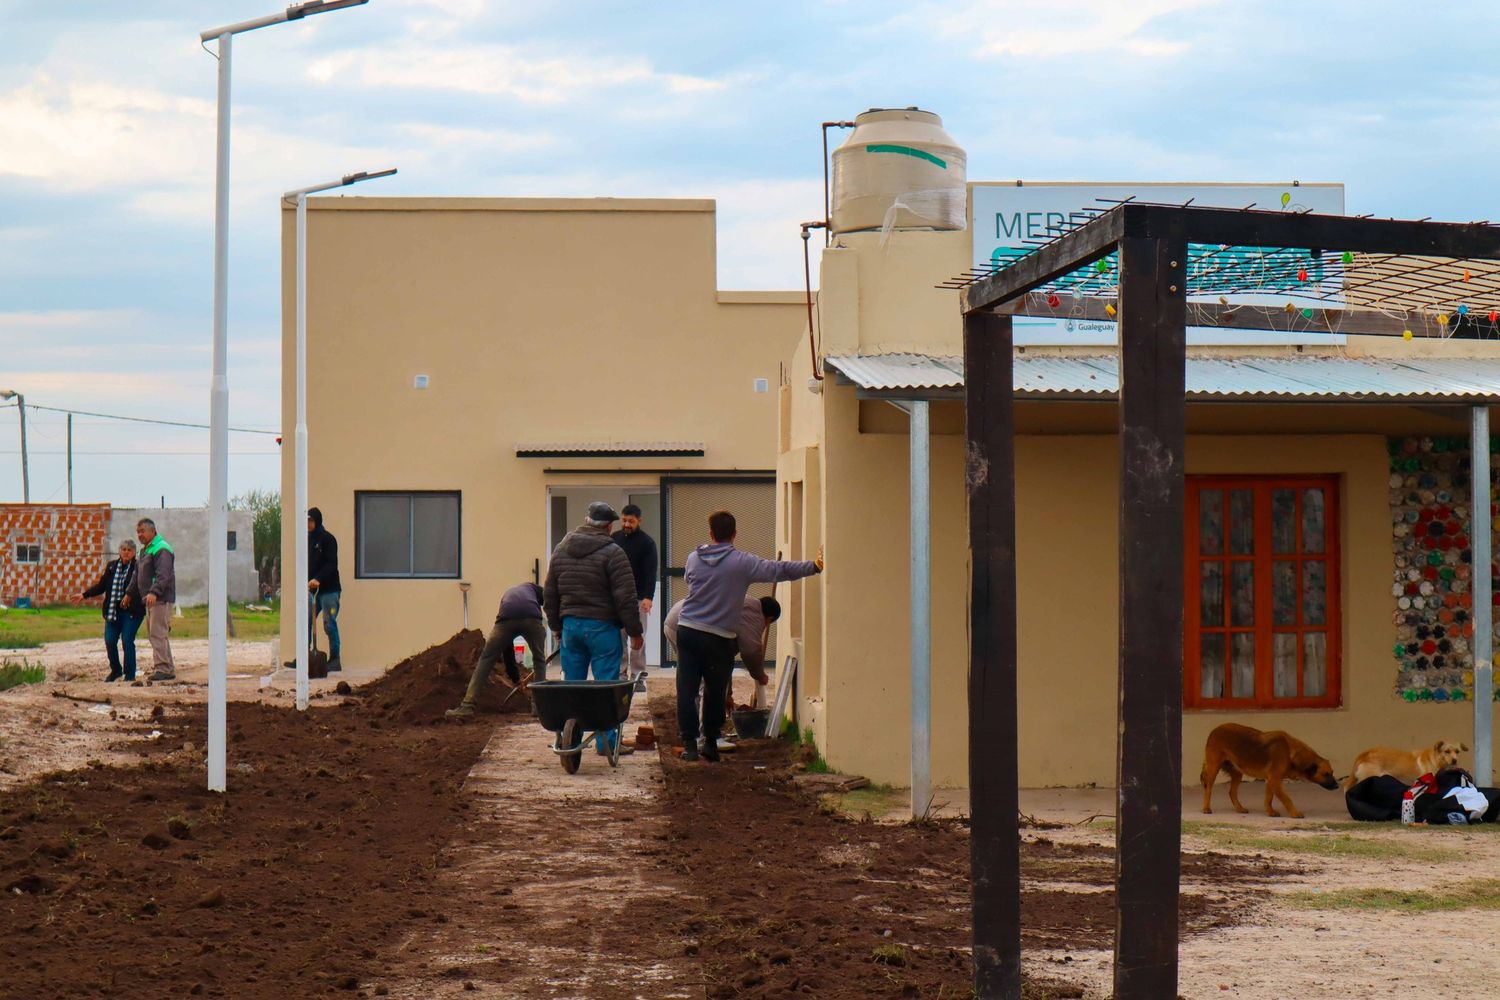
[{"xmin": 529, "ymin": 679, "xmax": 636, "ymax": 773}]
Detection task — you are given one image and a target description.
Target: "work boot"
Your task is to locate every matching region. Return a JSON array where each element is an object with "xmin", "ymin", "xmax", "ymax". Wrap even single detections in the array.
[
  {"xmin": 681, "ymin": 741, "xmax": 700, "ymax": 762},
  {"xmin": 700, "ymin": 738, "xmax": 721, "ymax": 763},
  {"xmin": 444, "ymin": 703, "xmax": 475, "ymax": 720},
  {"xmin": 150, "ymin": 670, "xmax": 176, "ymax": 682},
  {"xmin": 327, "ymin": 656, "xmax": 342, "ymax": 673},
  {"xmin": 104, "ymin": 669, "xmax": 123, "ymax": 683}
]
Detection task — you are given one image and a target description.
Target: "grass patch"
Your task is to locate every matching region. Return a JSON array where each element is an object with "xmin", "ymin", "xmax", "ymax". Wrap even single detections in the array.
[
  {"xmin": 829, "ymin": 783, "xmax": 906, "ymax": 819},
  {"xmin": 0, "ymin": 601, "xmax": 279, "ymax": 647},
  {"xmin": 0, "ymin": 658, "xmax": 46, "ymax": 691},
  {"xmin": 1287, "ymin": 878, "xmax": 1500, "ymax": 912},
  {"xmin": 1182, "ymin": 820, "xmax": 1459, "ymax": 863}
]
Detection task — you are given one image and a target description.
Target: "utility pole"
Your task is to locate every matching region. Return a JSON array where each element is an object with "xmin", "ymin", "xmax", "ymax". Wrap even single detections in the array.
[
  {"xmin": 66, "ymin": 412, "xmax": 74, "ymax": 504},
  {"xmin": 0, "ymin": 390, "xmax": 27, "ymax": 502}
]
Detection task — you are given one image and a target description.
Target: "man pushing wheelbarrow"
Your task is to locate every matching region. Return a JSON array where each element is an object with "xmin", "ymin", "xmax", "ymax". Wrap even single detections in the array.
[{"xmin": 539, "ymin": 501, "xmax": 644, "ymax": 763}]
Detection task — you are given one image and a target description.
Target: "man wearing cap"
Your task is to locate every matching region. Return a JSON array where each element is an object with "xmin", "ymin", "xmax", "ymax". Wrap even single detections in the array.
[{"xmin": 543, "ymin": 501, "xmax": 644, "ymax": 753}]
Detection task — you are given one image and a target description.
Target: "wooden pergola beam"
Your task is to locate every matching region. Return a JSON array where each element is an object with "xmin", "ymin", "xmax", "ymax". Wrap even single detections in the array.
[
  {"xmin": 1001, "ymin": 291, "xmax": 1442, "ymax": 339},
  {"xmin": 964, "ymin": 204, "xmax": 1500, "ymax": 315}
]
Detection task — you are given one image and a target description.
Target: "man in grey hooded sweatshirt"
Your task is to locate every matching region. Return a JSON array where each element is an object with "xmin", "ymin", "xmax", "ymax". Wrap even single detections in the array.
[{"xmin": 675, "ymin": 509, "xmax": 821, "ymax": 761}]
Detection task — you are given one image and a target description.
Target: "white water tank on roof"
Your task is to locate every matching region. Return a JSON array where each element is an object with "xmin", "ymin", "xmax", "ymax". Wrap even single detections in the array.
[{"xmin": 830, "ymin": 107, "xmax": 967, "ymax": 235}]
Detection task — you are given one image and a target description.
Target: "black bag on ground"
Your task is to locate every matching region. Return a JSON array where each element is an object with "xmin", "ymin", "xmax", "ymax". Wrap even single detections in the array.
[
  {"xmin": 1405, "ymin": 768, "xmax": 1500, "ymax": 825},
  {"xmin": 1345, "ymin": 775, "xmax": 1408, "ymax": 822}
]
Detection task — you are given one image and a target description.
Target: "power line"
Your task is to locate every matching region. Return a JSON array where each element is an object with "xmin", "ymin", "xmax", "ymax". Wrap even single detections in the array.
[{"xmin": 19, "ymin": 402, "xmax": 280, "ymax": 436}]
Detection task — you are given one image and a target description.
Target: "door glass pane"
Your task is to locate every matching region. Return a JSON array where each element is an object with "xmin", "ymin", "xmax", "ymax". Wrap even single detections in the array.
[
  {"xmin": 1271, "ymin": 489, "xmax": 1296, "ymax": 554},
  {"xmin": 1303, "ymin": 633, "xmax": 1328, "ymax": 697},
  {"xmin": 1201, "ymin": 633, "xmax": 1225, "ymax": 699},
  {"xmin": 1199, "ymin": 490, "xmax": 1224, "ymax": 555},
  {"xmin": 1273, "ymin": 633, "xmax": 1298, "ymax": 698},
  {"xmin": 1230, "ymin": 562, "xmax": 1255, "ymax": 626},
  {"xmin": 1272, "ymin": 561, "xmax": 1297, "ymax": 625},
  {"xmin": 360, "ymin": 495, "xmax": 411, "ymax": 575},
  {"xmin": 1302, "ymin": 561, "xmax": 1327, "ymax": 625},
  {"xmin": 412, "ymin": 494, "xmax": 461, "ymax": 576},
  {"xmin": 1200, "ymin": 562, "xmax": 1224, "ymax": 627},
  {"xmin": 1229, "ymin": 489, "xmax": 1255, "ymax": 554},
  {"xmin": 1231, "ymin": 633, "xmax": 1256, "ymax": 699},
  {"xmin": 1302, "ymin": 488, "xmax": 1327, "ymax": 554}
]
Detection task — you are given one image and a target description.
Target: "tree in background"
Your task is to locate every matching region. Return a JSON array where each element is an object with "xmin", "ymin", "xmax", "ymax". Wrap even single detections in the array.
[{"xmin": 231, "ymin": 489, "xmax": 281, "ymax": 599}]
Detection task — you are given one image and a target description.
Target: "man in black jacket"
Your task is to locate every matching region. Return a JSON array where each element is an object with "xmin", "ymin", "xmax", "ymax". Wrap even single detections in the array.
[
  {"xmin": 308, "ymin": 507, "xmax": 342, "ymax": 672},
  {"xmin": 612, "ymin": 503, "xmax": 658, "ymax": 683},
  {"xmin": 446, "ymin": 581, "xmax": 549, "ymax": 719}
]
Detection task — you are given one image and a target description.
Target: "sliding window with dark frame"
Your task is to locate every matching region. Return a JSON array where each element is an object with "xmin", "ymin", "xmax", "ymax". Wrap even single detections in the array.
[
  {"xmin": 355, "ymin": 491, "xmax": 461, "ymax": 579},
  {"xmin": 1185, "ymin": 475, "xmax": 1342, "ymax": 710}
]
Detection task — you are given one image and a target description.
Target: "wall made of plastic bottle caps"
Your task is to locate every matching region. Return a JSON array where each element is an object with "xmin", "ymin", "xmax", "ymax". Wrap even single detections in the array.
[{"xmin": 1389, "ymin": 435, "xmax": 1500, "ymax": 702}]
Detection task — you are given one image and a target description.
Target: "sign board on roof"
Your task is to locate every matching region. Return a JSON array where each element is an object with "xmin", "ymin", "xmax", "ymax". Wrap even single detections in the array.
[{"xmin": 969, "ymin": 182, "xmax": 1346, "ymax": 345}]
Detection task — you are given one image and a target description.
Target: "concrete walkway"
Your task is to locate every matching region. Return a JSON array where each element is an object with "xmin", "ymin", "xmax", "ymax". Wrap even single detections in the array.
[{"xmin": 380, "ymin": 683, "xmax": 695, "ymax": 999}]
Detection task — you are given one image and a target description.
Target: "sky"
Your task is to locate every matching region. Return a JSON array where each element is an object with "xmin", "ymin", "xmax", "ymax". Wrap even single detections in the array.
[{"xmin": 5, "ymin": 0, "xmax": 1500, "ymax": 507}]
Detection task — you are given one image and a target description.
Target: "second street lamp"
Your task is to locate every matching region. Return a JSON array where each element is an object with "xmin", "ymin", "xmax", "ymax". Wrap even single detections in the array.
[{"xmin": 284, "ymin": 168, "xmax": 397, "ymax": 712}]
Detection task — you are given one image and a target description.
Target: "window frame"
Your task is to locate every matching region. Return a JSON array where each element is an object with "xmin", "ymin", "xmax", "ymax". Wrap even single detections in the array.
[
  {"xmin": 354, "ymin": 490, "xmax": 462, "ymax": 580},
  {"xmin": 14, "ymin": 543, "xmax": 41, "ymax": 564},
  {"xmin": 1184, "ymin": 474, "xmax": 1342, "ymax": 710}
]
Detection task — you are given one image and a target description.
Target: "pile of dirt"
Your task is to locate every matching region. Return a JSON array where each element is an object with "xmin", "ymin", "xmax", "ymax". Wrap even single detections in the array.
[
  {"xmin": 358, "ymin": 629, "xmax": 532, "ymax": 724},
  {"xmin": 0, "ymin": 701, "xmax": 491, "ymax": 1000},
  {"xmin": 646, "ymin": 695, "xmax": 1286, "ymax": 1000}
]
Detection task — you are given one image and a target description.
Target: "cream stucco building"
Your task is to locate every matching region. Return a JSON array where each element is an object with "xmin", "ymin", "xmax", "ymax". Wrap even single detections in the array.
[
  {"xmin": 777, "ymin": 196, "xmax": 1500, "ymax": 791},
  {"xmin": 278, "ymin": 197, "xmax": 803, "ymax": 671}
]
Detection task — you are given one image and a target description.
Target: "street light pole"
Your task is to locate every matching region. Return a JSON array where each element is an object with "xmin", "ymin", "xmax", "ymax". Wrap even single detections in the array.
[
  {"xmin": 198, "ymin": 0, "xmax": 369, "ymax": 794},
  {"xmin": 285, "ymin": 168, "xmax": 397, "ymax": 711},
  {"xmin": 0, "ymin": 391, "xmax": 26, "ymax": 503}
]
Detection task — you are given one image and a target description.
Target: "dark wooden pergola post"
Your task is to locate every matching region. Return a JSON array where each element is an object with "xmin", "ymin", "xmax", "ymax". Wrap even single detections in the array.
[
  {"xmin": 964, "ymin": 311, "xmax": 1021, "ymax": 999},
  {"xmin": 951, "ymin": 203, "xmax": 1500, "ymax": 999},
  {"xmin": 1113, "ymin": 232, "xmax": 1187, "ymax": 999}
]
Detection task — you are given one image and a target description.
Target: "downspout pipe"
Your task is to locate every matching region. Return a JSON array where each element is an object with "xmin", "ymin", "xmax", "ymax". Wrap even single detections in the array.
[
  {"xmin": 802, "ymin": 222, "xmax": 827, "ymax": 380},
  {"xmin": 891, "ymin": 400, "xmax": 932, "ymax": 818}
]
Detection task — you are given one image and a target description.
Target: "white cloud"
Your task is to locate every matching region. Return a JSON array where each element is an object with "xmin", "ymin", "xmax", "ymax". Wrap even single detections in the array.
[
  {"xmin": 914, "ymin": 0, "xmax": 1216, "ymax": 59},
  {"xmin": 306, "ymin": 42, "xmax": 730, "ymax": 103},
  {"xmin": 0, "ymin": 75, "xmax": 214, "ymax": 187}
]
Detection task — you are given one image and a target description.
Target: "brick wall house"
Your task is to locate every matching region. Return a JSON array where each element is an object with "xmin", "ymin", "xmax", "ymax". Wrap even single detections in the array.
[{"xmin": 0, "ymin": 504, "xmax": 112, "ymax": 606}]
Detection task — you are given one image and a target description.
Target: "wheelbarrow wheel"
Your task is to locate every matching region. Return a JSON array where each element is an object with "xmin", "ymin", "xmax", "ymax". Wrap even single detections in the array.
[{"xmin": 560, "ymin": 718, "xmax": 584, "ymax": 774}]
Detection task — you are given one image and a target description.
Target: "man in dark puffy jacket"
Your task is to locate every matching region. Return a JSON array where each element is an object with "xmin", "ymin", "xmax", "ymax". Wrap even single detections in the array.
[{"xmin": 544, "ymin": 502, "xmax": 644, "ymax": 684}]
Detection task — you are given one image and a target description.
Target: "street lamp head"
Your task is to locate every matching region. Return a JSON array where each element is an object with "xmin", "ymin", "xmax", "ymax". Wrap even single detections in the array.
[
  {"xmin": 341, "ymin": 167, "xmax": 398, "ymax": 186},
  {"xmin": 287, "ymin": 0, "xmax": 369, "ymax": 19},
  {"xmin": 0, "ymin": 390, "xmax": 16, "ymax": 401}
]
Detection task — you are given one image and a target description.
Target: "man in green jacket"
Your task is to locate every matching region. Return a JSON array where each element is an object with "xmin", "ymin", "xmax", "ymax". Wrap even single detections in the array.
[{"xmin": 134, "ymin": 518, "xmax": 177, "ymax": 682}]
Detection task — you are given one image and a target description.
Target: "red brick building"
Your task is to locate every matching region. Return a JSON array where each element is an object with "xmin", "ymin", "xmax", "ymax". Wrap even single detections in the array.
[{"xmin": 0, "ymin": 504, "xmax": 112, "ymax": 607}]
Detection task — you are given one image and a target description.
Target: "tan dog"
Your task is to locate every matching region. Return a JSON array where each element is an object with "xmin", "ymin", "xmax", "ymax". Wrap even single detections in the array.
[
  {"xmin": 1201, "ymin": 723, "xmax": 1341, "ymax": 818},
  {"xmin": 1346, "ymin": 740, "xmax": 1468, "ymax": 788}
]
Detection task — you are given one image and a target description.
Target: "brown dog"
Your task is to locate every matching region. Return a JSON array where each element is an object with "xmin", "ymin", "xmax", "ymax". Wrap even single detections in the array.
[
  {"xmin": 1201, "ymin": 723, "xmax": 1341, "ymax": 818},
  {"xmin": 1346, "ymin": 740, "xmax": 1468, "ymax": 788}
]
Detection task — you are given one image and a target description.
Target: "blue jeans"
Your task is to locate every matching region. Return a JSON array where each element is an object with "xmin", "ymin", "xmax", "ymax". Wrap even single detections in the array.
[
  {"xmin": 310, "ymin": 590, "xmax": 341, "ymax": 658},
  {"xmin": 560, "ymin": 619, "xmax": 623, "ymax": 751},
  {"xmin": 104, "ymin": 614, "xmax": 145, "ymax": 680}
]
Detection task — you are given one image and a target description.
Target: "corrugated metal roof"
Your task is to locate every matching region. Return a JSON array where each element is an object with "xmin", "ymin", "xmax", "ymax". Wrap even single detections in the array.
[
  {"xmin": 824, "ymin": 354, "xmax": 965, "ymax": 391},
  {"xmin": 825, "ymin": 353, "xmax": 1500, "ymax": 401},
  {"xmin": 515, "ymin": 441, "xmax": 705, "ymax": 457}
]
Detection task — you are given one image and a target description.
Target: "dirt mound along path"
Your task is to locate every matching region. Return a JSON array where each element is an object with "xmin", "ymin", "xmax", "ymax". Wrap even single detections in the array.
[
  {"xmin": 0, "ymin": 700, "xmax": 490, "ymax": 1000},
  {"xmin": 358, "ymin": 629, "xmax": 532, "ymax": 724},
  {"xmin": 646, "ymin": 692, "xmax": 1285, "ymax": 1000}
]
